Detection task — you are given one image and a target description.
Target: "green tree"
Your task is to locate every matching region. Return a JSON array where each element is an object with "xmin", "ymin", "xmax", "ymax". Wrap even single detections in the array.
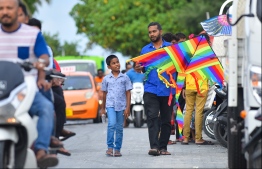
[
  {"xmin": 70, "ymin": 0, "xmax": 224, "ymax": 57},
  {"xmin": 21, "ymin": 0, "xmax": 52, "ymax": 15},
  {"xmin": 63, "ymin": 41, "xmax": 80, "ymax": 56},
  {"xmin": 43, "ymin": 32, "xmax": 80, "ymax": 56},
  {"xmin": 43, "ymin": 32, "xmax": 62, "ymax": 56}
]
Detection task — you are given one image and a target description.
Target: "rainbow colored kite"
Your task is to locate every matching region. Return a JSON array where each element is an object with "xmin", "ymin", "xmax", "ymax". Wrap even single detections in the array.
[{"xmin": 127, "ymin": 35, "xmax": 224, "ymax": 138}]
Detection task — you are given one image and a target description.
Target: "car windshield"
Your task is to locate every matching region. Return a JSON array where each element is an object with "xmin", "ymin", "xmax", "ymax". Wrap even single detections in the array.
[
  {"xmin": 62, "ymin": 76, "xmax": 93, "ymax": 90},
  {"xmin": 59, "ymin": 62, "xmax": 96, "ymax": 76}
]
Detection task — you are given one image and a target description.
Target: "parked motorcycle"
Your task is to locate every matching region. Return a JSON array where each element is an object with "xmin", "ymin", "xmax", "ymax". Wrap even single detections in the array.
[
  {"xmin": 0, "ymin": 61, "xmax": 58, "ymax": 168},
  {"xmin": 212, "ymin": 86, "xmax": 228, "ymax": 148},
  {"xmin": 127, "ymin": 82, "xmax": 146, "ymax": 128},
  {"xmin": 203, "ymin": 85, "xmax": 217, "ymax": 140}
]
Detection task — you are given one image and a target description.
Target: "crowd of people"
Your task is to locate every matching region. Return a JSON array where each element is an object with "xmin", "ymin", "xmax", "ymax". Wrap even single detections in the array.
[
  {"xmin": 100, "ymin": 22, "xmax": 214, "ymax": 157},
  {"xmin": 0, "ymin": 0, "xmax": 75, "ymax": 167}
]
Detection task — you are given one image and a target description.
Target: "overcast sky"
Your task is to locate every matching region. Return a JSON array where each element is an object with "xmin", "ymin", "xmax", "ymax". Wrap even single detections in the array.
[{"xmin": 33, "ymin": 0, "xmax": 128, "ymax": 71}]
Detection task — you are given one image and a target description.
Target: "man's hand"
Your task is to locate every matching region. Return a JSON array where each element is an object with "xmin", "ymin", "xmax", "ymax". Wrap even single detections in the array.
[
  {"xmin": 134, "ymin": 62, "xmax": 143, "ymax": 72},
  {"xmin": 124, "ymin": 109, "xmax": 130, "ymax": 119},
  {"xmin": 33, "ymin": 62, "xmax": 45, "ymax": 71},
  {"xmin": 37, "ymin": 79, "xmax": 51, "ymax": 91}
]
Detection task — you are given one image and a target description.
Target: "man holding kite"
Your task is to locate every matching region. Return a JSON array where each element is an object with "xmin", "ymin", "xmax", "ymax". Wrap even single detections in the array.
[{"xmin": 135, "ymin": 22, "xmax": 176, "ymax": 156}]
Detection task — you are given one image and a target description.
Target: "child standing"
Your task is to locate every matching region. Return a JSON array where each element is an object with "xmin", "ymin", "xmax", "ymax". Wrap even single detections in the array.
[{"xmin": 101, "ymin": 55, "xmax": 133, "ymax": 157}]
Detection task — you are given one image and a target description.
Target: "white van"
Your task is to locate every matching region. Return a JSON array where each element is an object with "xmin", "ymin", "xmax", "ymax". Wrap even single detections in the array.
[{"xmin": 57, "ymin": 60, "xmax": 97, "ymax": 76}]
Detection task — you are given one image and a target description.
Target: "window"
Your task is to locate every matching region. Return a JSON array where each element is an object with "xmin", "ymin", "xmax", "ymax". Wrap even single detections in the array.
[{"xmin": 63, "ymin": 76, "xmax": 93, "ymax": 90}]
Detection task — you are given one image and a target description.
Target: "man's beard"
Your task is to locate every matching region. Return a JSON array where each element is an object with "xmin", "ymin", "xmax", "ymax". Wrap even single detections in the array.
[
  {"xmin": 151, "ymin": 34, "xmax": 161, "ymax": 43},
  {"xmin": 1, "ymin": 22, "xmax": 13, "ymax": 27}
]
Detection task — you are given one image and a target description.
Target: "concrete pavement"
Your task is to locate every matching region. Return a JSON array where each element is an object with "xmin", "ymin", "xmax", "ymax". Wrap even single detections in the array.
[{"xmin": 53, "ymin": 121, "xmax": 228, "ymax": 168}]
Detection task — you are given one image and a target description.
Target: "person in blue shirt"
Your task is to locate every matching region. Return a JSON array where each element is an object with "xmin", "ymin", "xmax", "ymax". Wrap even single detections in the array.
[
  {"xmin": 136, "ymin": 22, "xmax": 176, "ymax": 156},
  {"xmin": 126, "ymin": 62, "xmax": 145, "ymax": 83}
]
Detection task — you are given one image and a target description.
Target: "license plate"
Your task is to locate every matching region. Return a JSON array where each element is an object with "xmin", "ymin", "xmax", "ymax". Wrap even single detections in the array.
[{"xmin": 66, "ymin": 109, "xmax": 73, "ymax": 116}]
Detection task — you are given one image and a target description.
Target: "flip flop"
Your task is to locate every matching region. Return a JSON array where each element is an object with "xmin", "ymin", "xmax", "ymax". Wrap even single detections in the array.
[
  {"xmin": 181, "ymin": 141, "xmax": 189, "ymax": 145},
  {"xmin": 160, "ymin": 149, "xmax": 171, "ymax": 155},
  {"xmin": 57, "ymin": 148, "xmax": 71, "ymax": 156},
  {"xmin": 114, "ymin": 151, "xmax": 122, "ymax": 157},
  {"xmin": 195, "ymin": 140, "xmax": 214, "ymax": 145}
]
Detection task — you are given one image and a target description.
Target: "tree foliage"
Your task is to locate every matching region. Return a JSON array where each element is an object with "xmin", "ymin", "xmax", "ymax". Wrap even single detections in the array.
[
  {"xmin": 70, "ymin": 0, "xmax": 224, "ymax": 57},
  {"xmin": 43, "ymin": 32, "xmax": 80, "ymax": 57},
  {"xmin": 21, "ymin": 0, "xmax": 51, "ymax": 15}
]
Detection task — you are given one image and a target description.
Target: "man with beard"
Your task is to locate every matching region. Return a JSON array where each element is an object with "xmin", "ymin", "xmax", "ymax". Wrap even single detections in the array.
[
  {"xmin": 0, "ymin": 0, "xmax": 58, "ymax": 167},
  {"xmin": 136, "ymin": 22, "xmax": 176, "ymax": 156}
]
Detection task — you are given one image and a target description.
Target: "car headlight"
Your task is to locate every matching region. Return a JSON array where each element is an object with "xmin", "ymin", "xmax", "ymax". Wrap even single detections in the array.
[
  {"xmin": 0, "ymin": 88, "xmax": 25, "ymax": 124},
  {"xmin": 85, "ymin": 91, "xmax": 94, "ymax": 99},
  {"xmin": 250, "ymin": 66, "xmax": 261, "ymax": 105}
]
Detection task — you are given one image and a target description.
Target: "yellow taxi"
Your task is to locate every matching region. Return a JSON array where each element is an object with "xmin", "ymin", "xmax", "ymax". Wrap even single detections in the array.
[{"xmin": 62, "ymin": 71, "xmax": 101, "ymax": 122}]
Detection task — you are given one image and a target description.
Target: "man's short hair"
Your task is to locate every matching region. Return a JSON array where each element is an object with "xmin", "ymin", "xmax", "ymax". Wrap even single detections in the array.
[
  {"xmin": 148, "ymin": 22, "xmax": 162, "ymax": 30},
  {"xmin": 175, "ymin": 32, "xmax": 186, "ymax": 40},
  {"xmin": 19, "ymin": 1, "xmax": 29, "ymax": 16},
  {"xmin": 28, "ymin": 18, "xmax": 42, "ymax": 30}
]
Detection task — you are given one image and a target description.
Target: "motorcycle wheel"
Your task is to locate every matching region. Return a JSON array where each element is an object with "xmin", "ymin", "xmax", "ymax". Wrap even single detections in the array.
[
  {"xmin": 203, "ymin": 108, "xmax": 216, "ymax": 140},
  {"xmin": 213, "ymin": 114, "xmax": 228, "ymax": 148},
  {"xmin": 134, "ymin": 111, "xmax": 143, "ymax": 128},
  {"xmin": 0, "ymin": 140, "xmax": 12, "ymax": 168}
]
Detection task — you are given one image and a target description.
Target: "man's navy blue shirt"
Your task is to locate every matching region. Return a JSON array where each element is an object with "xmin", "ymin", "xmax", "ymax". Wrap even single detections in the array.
[{"xmin": 140, "ymin": 40, "xmax": 176, "ymax": 96}]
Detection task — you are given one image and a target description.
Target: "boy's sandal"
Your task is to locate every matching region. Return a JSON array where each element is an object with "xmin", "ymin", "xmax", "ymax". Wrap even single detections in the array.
[
  {"xmin": 159, "ymin": 149, "xmax": 171, "ymax": 155},
  {"xmin": 106, "ymin": 149, "xmax": 113, "ymax": 156},
  {"xmin": 148, "ymin": 149, "xmax": 160, "ymax": 156},
  {"xmin": 57, "ymin": 147, "xmax": 71, "ymax": 156},
  {"xmin": 195, "ymin": 140, "xmax": 214, "ymax": 145},
  {"xmin": 114, "ymin": 151, "xmax": 122, "ymax": 157}
]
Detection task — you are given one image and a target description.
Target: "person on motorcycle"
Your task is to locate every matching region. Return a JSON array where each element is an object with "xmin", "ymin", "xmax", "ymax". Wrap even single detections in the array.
[
  {"xmin": 126, "ymin": 62, "xmax": 145, "ymax": 83},
  {"xmin": 125, "ymin": 62, "xmax": 145, "ymax": 127},
  {"xmin": 0, "ymin": 0, "xmax": 58, "ymax": 167}
]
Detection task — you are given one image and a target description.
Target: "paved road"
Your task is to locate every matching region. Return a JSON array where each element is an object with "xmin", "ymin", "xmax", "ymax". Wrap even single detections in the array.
[{"xmin": 53, "ymin": 120, "xmax": 228, "ymax": 168}]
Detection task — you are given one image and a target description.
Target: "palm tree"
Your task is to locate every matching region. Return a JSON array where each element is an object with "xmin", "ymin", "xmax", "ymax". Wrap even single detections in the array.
[{"xmin": 21, "ymin": 0, "xmax": 52, "ymax": 15}]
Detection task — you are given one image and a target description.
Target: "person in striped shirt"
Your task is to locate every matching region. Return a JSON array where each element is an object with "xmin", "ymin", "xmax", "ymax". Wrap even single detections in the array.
[{"xmin": 0, "ymin": 0, "xmax": 58, "ymax": 167}]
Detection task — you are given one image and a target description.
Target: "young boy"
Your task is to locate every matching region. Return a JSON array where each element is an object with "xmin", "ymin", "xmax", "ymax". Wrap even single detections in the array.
[{"xmin": 101, "ymin": 55, "xmax": 133, "ymax": 157}]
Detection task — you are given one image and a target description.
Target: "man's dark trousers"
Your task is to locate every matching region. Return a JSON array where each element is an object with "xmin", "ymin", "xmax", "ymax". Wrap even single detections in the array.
[{"xmin": 143, "ymin": 92, "xmax": 174, "ymax": 150}]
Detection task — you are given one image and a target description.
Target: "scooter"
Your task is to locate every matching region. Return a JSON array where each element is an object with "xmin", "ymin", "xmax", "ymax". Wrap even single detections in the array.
[
  {"xmin": 0, "ymin": 61, "xmax": 57, "ymax": 168},
  {"xmin": 127, "ymin": 82, "xmax": 146, "ymax": 128}
]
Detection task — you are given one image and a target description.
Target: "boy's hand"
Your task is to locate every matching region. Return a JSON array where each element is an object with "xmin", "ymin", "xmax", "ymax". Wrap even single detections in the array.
[
  {"xmin": 124, "ymin": 109, "xmax": 130, "ymax": 119},
  {"xmin": 100, "ymin": 108, "xmax": 106, "ymax": 116}
]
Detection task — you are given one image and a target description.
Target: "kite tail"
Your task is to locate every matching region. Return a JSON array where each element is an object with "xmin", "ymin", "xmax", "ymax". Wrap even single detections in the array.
[{"xmin": 176, "ymin": 102, "xmax": 184, "ymax": 139}]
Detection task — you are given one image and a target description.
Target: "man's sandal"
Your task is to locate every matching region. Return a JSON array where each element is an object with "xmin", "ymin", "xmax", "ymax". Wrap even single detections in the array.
[
  {"xmin": 159, "ymin": 149, "xmax": 171, "ymax": 155},
  {"xmin": 148, "ymin": 149, "xmax": 160, "ymax": 156}
]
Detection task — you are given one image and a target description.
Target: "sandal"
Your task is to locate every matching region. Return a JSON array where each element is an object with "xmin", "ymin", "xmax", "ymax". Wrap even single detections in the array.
[
  {"xmin": 181, "ymin": 138, "xmax": 189, "ymax": 145},
  {"xmin": 148, "ymin": 149, "xmax": 160, "ymax": 156},
  {"xmin": 168, "ymin": 140, "xmax": 176, "ymax": 145},
  {"xmin": 195, "ymin": 140, "xmax": 214, "ymax": 145},
  {"xmin": 159, "ymin": 149, "xmax": 171, "ymax": 155},
  {"xmin": 60, "ymin": 130, "xmax": 76, "ymax": 141},
  {"xmin": 57, "ymin": 147, "xmax": 71, "ymax": 156},
  {"xmin": 114, "ymin": 150, "xmax": 122, "ymax": 157},
  {"xmin": 106, "ymin": 148, "xmax": 113, "ymax": 156}
]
